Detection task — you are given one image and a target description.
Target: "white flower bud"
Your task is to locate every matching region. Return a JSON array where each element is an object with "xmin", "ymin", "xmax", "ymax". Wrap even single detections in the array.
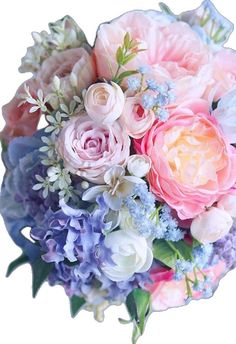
[
  {"xmin": 127, "ymin": 154, "xmax": 151, "ymax": 178},
  {"xmin": 191, "ymin": 207, "xmax": 233, "ymax": 245}
]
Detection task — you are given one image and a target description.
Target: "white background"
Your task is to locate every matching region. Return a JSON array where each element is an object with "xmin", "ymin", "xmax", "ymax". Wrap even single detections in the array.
[{"xmin": 0, "ymin": 1, "xmax": 236, "ymax": 343}]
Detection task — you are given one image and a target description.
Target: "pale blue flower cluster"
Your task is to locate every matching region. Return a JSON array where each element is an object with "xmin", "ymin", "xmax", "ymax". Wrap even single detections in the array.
[{"xmin": 125, "ymin": 184, "xmax": 185, "ymax": 242}]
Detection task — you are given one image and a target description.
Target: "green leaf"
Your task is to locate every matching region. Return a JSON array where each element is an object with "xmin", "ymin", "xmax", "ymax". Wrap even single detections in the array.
[
  {"xmin": 115, "ymin": 70, "xmax": 139, "ymax": 83},
  {"xmin": 123, "ymin": 53, "xmax": 138, "ymax": 65},
  {"xmin": 153, "ymin": 239, "xmax": 177, "ymax": 268},
  {"xmin": 1, "ymin": 138, "xmax": 8, "ymax": 152},
  {"xmin": 125, "ymin": 288, "xmax": 151, "ymax": 344},
  {"xmin": 31, "ymin": 258, "xmax": 54, "ymax": 298},
  {"xmin": 70, "ymin": 295, "xmax": 86, "ymax": 318},
  {"xmin": 6, "ymin": 253, "xmax": 29, "ymax": 277},
  {"xmin": 124, "ymin": 32, "xmax": 131, "ymax": 50},
  {"xmin": 116, "ymin": 46, "xmax": 124, "ymax": 65},
  {"xmin": 174, "ymin": 241, "xmax": 193, "ymax": 261},
  {"xmin": 159, "ymin": 2, "xmax": 176, "ymax": 16}
]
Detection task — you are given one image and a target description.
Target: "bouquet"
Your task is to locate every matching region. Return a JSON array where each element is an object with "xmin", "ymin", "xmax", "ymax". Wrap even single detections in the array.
[{"xmin": 1, "ymin": 1, "xmax": 236, "ymax": 343}]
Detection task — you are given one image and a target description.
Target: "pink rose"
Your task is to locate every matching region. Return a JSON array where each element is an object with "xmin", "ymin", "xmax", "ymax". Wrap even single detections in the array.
[
  {"xmin": 119, "ymin": 96, "xmax": 155, "ymax": 138},
  {"xmin": 135, "ymin": 99, "xmax": 236, "ymax": 219},
  {"xmin": 212, "ymin": 49, "xmax": 236, "ymax": 100},
  {"xmin": 1, "ymin": 78, "xmax": 41, "ymax": 143},
  {"xmin": 56, "ymin": 115, "xmax": 130, "ymax": 184},
  {"xmin": 37, "ymin": 47, "xmax": 96, "ymax": 102},
  {"xmin": 94, "ymin": 11, "xmax": 212, "ymax": 104},
  {"xmin": 146, "ymin": 261, "xmax": 226, "ymax": 311},
  {"xmin": 84, "ymin": 82, "xmax": 125, "ymax": 124}
]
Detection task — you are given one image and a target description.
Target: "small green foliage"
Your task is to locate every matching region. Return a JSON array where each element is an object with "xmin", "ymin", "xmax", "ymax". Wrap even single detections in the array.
[
  {"xmin": 120, "ymin": 288, "xmax": 151, "ymax": 344},
  {"xmin": 6, "ymin": 253, "xmax": 29, "ymax": 277},
  {"xmin": 31, "ymin": 257, "xmax": 54, "ymax": 298},
  {"xmin": 70, "ymin": 295, "xmax": 86, "ymax": 318},
  {"xmin": 113, "ymin": 32, "xmax": 145, "ymax": 84}
]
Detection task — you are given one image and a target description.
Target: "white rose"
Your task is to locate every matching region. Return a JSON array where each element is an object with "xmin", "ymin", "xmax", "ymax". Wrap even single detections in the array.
[
  {"xmin": 190, "ymin": 207, "xmax": 233, "ymax": 245},
  {"xmin": 217, "ymin": 194, "xmax": 236, "ymax": 218},
  {"xmin": 127, "ymin": 154, "xmax": 151, "ymax": 178},
  {"xmin": 84, "ymin": 82, "xmax": 125, "ymax": 124},
  {"xmin": 119, "ymin": 207, "xmax": 136, "ymax": 232},
  {"xmin": 102, "ymin": 229, "xmax": 153, "ymax": 282}
]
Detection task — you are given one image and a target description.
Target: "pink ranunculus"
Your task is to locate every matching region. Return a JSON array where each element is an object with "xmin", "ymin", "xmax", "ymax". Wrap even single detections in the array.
[
  {"xmin": 56, "ymin": 115, "xmax": 130, "ymax": 184},
  {"xmin": 119, "ymin": 96, "xmax": 155, "ymax": 139},
  {"xmin": 84, "ymin": 82, "xmax": 125, "ymax": 124},
  {"xmin": 212, "ymin": 48, "xmax": 236, "ymax": 100},
  {"xmin": 135, "ymin": 99, "xmax": 236, "ymax": 220},
  {"xmin": 1, "ymin": 78, "xmax": 41, "ymax": 143},
  {"xmin": 94, "ymin": 11, "xmax": 213, "ymax": 104},
  {"xmin": 37, "ymin": 47, "xmax": 96, "ymax": 103},
  {"xmin": 146, "ymin": 260, "xmax": 226, "ymax": 311}
]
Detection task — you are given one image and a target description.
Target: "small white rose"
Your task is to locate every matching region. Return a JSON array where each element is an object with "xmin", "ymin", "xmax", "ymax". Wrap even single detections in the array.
[
  {"xmin": 127, "ymin": 154, "xmax": 151, "ymax": 178},
  {"xmin": 190, "ymin": 207, "xmax": 233, "ymax": 245},
  {"xmin": 102, "ymin": 229, "xmax": 153, "ymax": 282},
  {"xmin": 217, "ymin": 194, "xmax": 236, "ymax": 218},
  {"xmin": 84, "ymin": 82, "xmax": 125, "ymax": 124}
]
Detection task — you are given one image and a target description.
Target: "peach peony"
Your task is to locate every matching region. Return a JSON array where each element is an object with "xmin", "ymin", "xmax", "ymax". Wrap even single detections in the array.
[{"xmin": 135, "ymin": 99, "xmax": 236, "ymax": 219}]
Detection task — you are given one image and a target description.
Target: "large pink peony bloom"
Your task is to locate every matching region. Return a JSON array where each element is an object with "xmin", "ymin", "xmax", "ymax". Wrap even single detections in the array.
[
  {"xmin": 212, "ymin": 48, "xmax": 236, "ymax": 100},
  {"xmin": 56, "ymin": 115, "xmax": 130, "ymax": 184},
  {"xmin": 94, "ymin": 11, "xmax": 213, "ymax": 103},
  {"xmin": 135, "ymin": 100, "xmax": 236, "ymax": 219},
  {"xmin": 1, "ymin": 78, "xmax": 41, "ymax": 143}
]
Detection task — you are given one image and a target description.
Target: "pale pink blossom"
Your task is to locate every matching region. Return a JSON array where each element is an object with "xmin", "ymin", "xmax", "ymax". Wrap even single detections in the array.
[
  {"xmin": 94, "ymin": 11, "xmax": 213, "ymax": 104},
  {"xmin": 119, "ymin": 96, "xmax": 155, "ymax": 138},
  {"xmin": 56, "ymin": 115, "xmax": 130, "ymax": 184},
  {"xmin": 37, "ymin": 47, "xmax": 96, "ymax": 102}
]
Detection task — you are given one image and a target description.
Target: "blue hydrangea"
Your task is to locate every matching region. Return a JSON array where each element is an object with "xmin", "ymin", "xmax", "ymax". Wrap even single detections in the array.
[
  {"xmin": 0, "ymin": 132, "xmax": 59, "ymax": 262},
  {"xmin": 31, "ymin": 195, "xmax": 151, "ymax": 304},
  {"xmin": 210, "ymin": 226, "xmax": 236, "ymax": 269}
]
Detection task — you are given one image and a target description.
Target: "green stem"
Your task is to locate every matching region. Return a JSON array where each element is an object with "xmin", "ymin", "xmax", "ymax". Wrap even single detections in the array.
[
  {"xmin": 185, "ymin": 275, "xmax": 193, "ymax": 298},
  {"xmin": 166, "ymin": 241, "xmax": 184, "ymax": 260}
]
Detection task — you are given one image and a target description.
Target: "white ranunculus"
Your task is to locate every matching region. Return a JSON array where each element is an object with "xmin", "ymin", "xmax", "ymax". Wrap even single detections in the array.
[
  {"xmin": 212, "ymin": 88, "xmax": 236, "ymax": 144},
  {"xmin": 217, "ymin": 194, "xmax": 236, "ymax": 218},
  {"xmin": 102, "ymin": 229, "xmax": 153, "ymax": 282},
  {"xmin": 127, "ymin": 154, "xmax": 151, "ymax": 178},
  {"xmin": 190, "ymin": 207, "xmax": 233, "ymax": 245}
]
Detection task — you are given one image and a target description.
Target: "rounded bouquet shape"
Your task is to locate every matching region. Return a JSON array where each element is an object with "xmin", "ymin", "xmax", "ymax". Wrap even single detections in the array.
[{"xmin": 1, "ymin": 2, "xmax": 236, "ymax": 343}]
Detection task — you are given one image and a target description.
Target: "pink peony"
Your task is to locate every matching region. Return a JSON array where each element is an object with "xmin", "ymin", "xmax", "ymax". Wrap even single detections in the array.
[
  {"xmin": 1, "ymin": 78, "xmax": 41, "ymax": 143},
  {"xmin": 212, "ymin": 49, "xmax": 236, "ymax": 100},
  {"xmin": 56, "ymin": 115, "xmax": 130, "ymax": 184},
  {"xmin": 94, "ymin": 11, "xmax": 212, "ymax": 104},
  {"xmin": 37, "ymin": 47, "xmax": 96, "ymax": 102},
  {"xmin": 119, "ymin": 96, "xmax": 155, "ymax": 138},
  {"xmin": 135, "ymin": 99, "xmax": 236, "ymax": 219}
]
